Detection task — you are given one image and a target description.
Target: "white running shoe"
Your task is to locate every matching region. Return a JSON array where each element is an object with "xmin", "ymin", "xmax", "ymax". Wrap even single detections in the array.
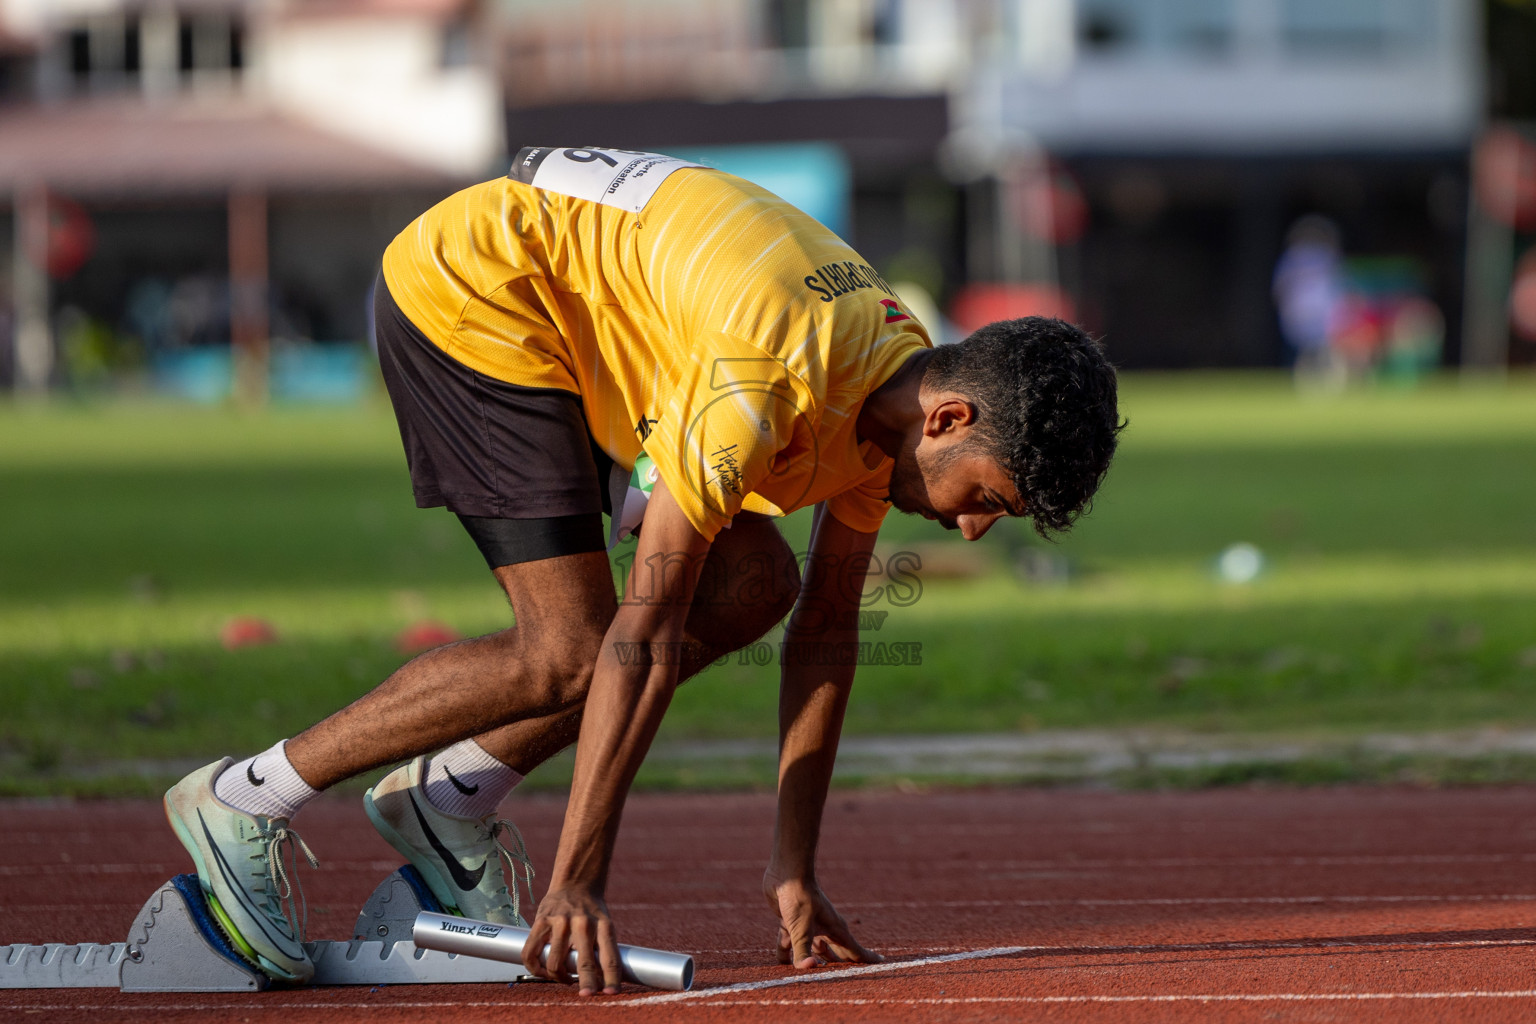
[
  {"xmin": 364, "ymin": 756, "xmax": 534, "ymax": 926},
  {"xmin": 163, "ymin": 758, "xmax": 318, "ymax": 983}
]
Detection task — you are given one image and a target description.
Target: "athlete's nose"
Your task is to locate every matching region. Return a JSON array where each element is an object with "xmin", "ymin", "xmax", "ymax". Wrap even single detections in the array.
[{"xmin": 957, "ymin": 512, "xmax": 1004, "ymax": 542}]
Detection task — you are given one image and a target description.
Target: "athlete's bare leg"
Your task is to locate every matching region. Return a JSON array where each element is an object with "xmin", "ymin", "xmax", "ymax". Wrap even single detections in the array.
[
  {"xmin": 285, "ymin": 549, "xmax": 618, "ymax": 789},
  {"xmin": 285, "ymin": 516, "xmax": 799, "ymax": 789}
]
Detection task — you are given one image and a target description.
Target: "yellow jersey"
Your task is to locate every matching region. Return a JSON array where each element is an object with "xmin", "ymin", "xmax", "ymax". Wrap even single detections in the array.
[{"xmin": 382, "ymin": 146, "xmax": 931, "ymax": 541}]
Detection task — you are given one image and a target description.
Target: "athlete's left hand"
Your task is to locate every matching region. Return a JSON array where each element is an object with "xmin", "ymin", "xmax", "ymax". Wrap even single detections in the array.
[{"xmin": 764, "ymin": 872, "xmax": 881, "ymax": 969}]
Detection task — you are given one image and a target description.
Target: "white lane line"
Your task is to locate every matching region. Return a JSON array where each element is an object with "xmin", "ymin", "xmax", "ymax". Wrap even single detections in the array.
[
  {"xmin": 613, "ymin": 893, "xmax": 1536, "ymax": 911},
  {"xmin": 694, "ymin": 938, "xmax": 1536, "ymax": 955},
  {"xmin": 943, "ymin": 938, "xmax": 1536, "ymax": 955},
  {"xmin": 5, "ymin": 937, "xmax": 1528, "ymax": 964},
  {"xmin": 621, "ymin": 947, "xmax": 1030, "ymax": 1006}
]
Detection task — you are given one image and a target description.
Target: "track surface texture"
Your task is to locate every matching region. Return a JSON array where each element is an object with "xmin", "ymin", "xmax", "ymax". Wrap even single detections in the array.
[{"xmin": 5, "ymin": 786, "xmax": 1536, "ymax": 1022}]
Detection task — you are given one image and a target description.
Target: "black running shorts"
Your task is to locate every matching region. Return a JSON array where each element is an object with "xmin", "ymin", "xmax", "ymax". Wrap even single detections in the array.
[{"xmin": 373, "ymin": 274, "xmax": 624, "ymax": 569}]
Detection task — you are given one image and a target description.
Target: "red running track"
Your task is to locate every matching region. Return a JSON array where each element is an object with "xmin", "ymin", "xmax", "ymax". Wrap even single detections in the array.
[{"xmin": 5, "ymin": 786, "xmax": 1536, "ymax": 1023}]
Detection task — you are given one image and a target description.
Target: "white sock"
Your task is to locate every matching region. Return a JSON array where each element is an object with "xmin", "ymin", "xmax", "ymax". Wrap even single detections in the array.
[
  {"xmin": 214, "ymin": 740, "xmax": 319, "ymax": 821},
  {"xmin": 423, "ymin": 739, "xmax": 522, "ymax": 819}
]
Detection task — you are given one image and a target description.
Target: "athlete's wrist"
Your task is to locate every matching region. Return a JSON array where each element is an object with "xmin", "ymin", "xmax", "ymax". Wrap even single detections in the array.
[
  {"xmin": 545, "ymin": 871, "xmax": 607, "ymax": 899},
  {"xmin": 764, "ymin": 850, "xmax": 816, "ymax": 886},
  {"xmin": 548, "ymin": 825, "xmax": 615, "ymax": 893}
]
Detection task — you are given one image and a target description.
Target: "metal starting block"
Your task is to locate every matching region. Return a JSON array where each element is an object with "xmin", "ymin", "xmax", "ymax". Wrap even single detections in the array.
[{"xmin": 1, "ymin": 866, "xmax": 528, "ymax": 991}]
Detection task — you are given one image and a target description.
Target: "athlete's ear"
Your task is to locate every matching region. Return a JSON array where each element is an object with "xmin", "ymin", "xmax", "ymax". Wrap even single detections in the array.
[{"xmin": 924, "ymin": 395, "xmax": 978, "ymax": 438}]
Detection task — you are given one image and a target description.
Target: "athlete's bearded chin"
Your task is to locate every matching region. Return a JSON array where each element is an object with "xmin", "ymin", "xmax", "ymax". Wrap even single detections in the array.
[{"xmin": 885, "ymin": 434, "xmax": 929, "ymax": 516}]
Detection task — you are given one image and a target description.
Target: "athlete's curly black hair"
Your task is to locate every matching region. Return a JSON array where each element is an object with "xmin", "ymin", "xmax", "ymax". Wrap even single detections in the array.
[{"xmin": 924, "ymin": 317, "xmax": 1123, "ymax": 538}]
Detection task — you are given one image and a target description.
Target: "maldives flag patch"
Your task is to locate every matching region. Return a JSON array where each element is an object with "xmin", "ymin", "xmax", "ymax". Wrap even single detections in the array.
[{"xmin": 880, "ymin": 299, "xmax": 910, "ymax": 324}]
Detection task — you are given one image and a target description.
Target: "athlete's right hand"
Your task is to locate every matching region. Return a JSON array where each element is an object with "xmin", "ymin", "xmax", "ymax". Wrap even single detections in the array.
[
  {"xmin": 523, "ymin": 886, "xmax": 624, "ymax": 996},
  {"xmin": 765, "ymin": 871, "xmax": 881, "ymax": 969}
]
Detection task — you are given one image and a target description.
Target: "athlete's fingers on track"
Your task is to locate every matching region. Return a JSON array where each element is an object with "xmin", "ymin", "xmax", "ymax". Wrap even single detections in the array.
[
  {"xmin": 546, "ymin": 918, "xmax": 575, "ymax": 985},
  {"xmin": 597, "ymin": 916, "xmax": 623, "ymax": 994},
  {"xmin": 815, "ymin": 928, "xmax": 882, "ymax": 964},
  {"xmin": 781, "ymin": 895, "xmax": 881, "ymax": 968},
  {"xmin": 522, "ymin": 920, "xmax": 554, "ymax": 982},
  {"xmin": 775, "ymin": 923, "xmax": 794, "ymax": 965},
  {"xmin": 572, "ymin": 916, "xmax": 602, "ymax": 996},
  {"xmin": 769, "ymin": 879, "xmax": 875, "ymax": 969},
  {"xmin": 813, "ymin": 905, "xmax": 881, "ymax": 963},
  {"xmin": 784, "ymin": 900, "xmax": 819, "ymax": 969}
]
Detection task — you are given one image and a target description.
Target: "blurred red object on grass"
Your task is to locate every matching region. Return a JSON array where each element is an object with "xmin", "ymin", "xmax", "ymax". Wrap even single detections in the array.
[
  {"xmin": 220, "ymin": 616, "xmax": 278, "ymax": 650},
  {"xmin": 396, "ymin": 620, "xmax": 461, "ymax": 653}
]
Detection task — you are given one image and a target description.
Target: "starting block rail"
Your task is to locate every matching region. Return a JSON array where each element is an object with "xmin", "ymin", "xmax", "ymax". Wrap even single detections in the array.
[{"xmin": 1, "ymin": 865, "xmax": 529, "ymax": 992}]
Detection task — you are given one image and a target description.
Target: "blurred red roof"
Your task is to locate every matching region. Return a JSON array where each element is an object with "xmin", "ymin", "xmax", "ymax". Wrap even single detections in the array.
[
  {"xmin": 0, "ymin": 22, "xmax": 33, "ymax": 54},
  {"xmin": 0, "ymin": 98, "xmax": 465, "ymax": 197}
]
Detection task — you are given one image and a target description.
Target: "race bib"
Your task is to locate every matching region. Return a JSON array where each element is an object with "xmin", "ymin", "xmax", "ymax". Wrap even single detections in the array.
[{"xmin": 508, "ymin": 147, "xmax": 706, "ymax": 214}]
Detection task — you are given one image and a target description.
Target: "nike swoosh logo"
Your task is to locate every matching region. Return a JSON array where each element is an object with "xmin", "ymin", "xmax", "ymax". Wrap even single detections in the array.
[
  {"xmin": 408, "ymin": 792, "xmax": 486, "ymax": 892},
  {"xmin": 247, "ymin": 762, "xmax": 265, "ymax": 786},
  {"xmin": 442, "ymin": 765, "xmax": 479, "ymax": 796},
  {"xmin": 197, "ymin": 809, "xmax": 304, "ymax": 957}
]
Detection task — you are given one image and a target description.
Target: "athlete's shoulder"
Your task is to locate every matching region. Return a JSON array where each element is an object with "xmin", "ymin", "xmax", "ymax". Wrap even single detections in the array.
[
  {"xmin": 393, "ymin": 177, "xmax": 527, "ymax": 244},
  {"xmin": 643, "ymin": 165, "xmax": 835, "ymax": 240}
]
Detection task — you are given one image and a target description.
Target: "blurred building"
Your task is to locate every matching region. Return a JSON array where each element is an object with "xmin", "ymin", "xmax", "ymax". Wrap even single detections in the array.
[
  {"xmin": 0, "ymin": 0, "xmax": 1495, "ymax": 392},
  {"xmin": 495, "ymin": 0, "xmax": 963, "ymax": 344},
  {"xmin": 493, "ymin": 0, "xmax": 1484, "ymax": 368},
  {"xmin": 962, "ymin": 0, "xmax": 1483, "ymax": 369},
  {"xmin": 0, "ymin": 0, "xmax": 503, "ymax": 398}
]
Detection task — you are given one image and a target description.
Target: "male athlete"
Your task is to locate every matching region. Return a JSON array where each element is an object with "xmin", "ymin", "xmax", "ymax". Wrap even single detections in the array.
[{"xmin": 163, "ymin": 147, "xmax": 1122, "ymax": 995}]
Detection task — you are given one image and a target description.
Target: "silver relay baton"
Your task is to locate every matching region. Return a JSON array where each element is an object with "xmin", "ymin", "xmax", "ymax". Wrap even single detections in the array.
[{"xmin": 413, "ymin": 911, "xmax": 695, "ymax": 991}]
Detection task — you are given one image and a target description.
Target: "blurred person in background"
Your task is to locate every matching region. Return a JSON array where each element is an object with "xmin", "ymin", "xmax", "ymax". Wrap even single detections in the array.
[{"xmin": 1273, "ymin": 215, "xmax": 1347, "ymax": 390}]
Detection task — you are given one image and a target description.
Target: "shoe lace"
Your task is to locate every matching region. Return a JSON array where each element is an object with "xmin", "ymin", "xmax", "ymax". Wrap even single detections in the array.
[
  {"xmin": 480, "ymin": 818, "xmax": 536, "ymax": 924},
  {"xmin": 248, "ymin": 820, "xmax": 320, "ymax": 942}
]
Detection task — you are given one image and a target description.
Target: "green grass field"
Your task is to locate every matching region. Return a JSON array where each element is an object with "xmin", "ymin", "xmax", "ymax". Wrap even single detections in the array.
[{"xmin": 4, "ymin": 373, "xmax": 1535, "ymax": 794}]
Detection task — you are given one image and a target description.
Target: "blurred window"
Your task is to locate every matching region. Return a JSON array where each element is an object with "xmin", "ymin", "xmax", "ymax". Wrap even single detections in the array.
[
  {"xmin": 177, "ymin": 18, "xmax": 194, "ymax": 72},
  {"xmin": 764, "ymin": 0, "xmax": 905, "ymax": 53},
  {"xmin": 765, "ymin": 0, "xmax": 813, "ymax": 49},
  {"xmin": 124, "ymin": 22, "xmax": 141, "ymax": 74},
  {"xmin": 871, "ymin": 0, "xmax": 902, "ymax": 48},
  {"xmin": 1280, "ymin": 0, "xmax": 1435, "ymax": 56},
  {"xmin": 67, "ymin": 28, "xmax": 91, "ymax": 80},
  {"xmin": 58, "ymin": 9, "xmax": 242, "ymax": 93},
  {"xmin": 441, "ymin": 19, "xmax": 472, "ymax": 68},
  {"xmin": 1080, "ymin": 0, "xmax": 1135, "ymax": 51},
  {"xmin": 1080, "ymin": 0, "xmax": 1233, "ymax": 57}
]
